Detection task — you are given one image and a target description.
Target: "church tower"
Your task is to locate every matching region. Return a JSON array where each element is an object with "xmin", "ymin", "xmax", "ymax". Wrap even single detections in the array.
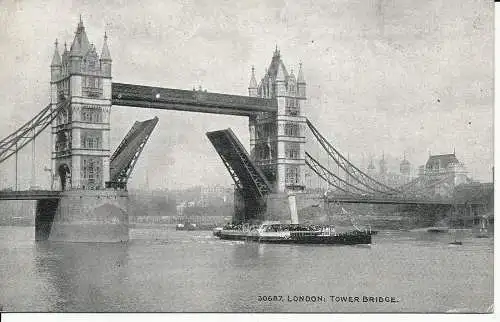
[
  {"xmin": 400, "ymin": 152, "xmax": 411, "ymax": 176},
  {"xmin": 248, "ymin": 47, "xmax": 307, "ymax": 192},
  {"xmin": 50, "ymin": 17, "xmax": 112, "ymax": 190}
]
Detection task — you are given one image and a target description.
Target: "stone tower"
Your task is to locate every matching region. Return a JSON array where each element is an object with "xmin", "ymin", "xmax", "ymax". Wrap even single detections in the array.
[
  {"xmin": 379, "ymin": 152, "xmax": 387, "ymax": 175},
  {"xmin": 40, "ymin": 17, "xmax": 128, "ymax": 243},
  {"xmin": 400, "ymin": 152, "xmax": 411, "ymax": 176},
  {"xmin": 50, "ymin": 17, "xmax": 112, "ymax": 191},
  {"xmin": 248, "ymin": 47, "xmax": 307, "ymax": 193}
]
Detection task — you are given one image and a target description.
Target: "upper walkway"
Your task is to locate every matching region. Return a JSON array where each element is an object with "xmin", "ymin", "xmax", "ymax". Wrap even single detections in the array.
[{"xmin": 111, "ymin": 83, "xmax": 277, "ymax": 116}]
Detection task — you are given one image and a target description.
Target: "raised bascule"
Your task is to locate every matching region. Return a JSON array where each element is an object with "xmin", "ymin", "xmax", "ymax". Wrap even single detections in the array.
[{"xmin": 0, "ymin": 18, "xmax": 493, "ymax": 242}]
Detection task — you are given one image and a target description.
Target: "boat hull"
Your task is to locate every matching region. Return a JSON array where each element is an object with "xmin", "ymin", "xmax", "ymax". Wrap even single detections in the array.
[{"xmin": 217, "ymin": 231, "xmax": 371, "ymax": 245}]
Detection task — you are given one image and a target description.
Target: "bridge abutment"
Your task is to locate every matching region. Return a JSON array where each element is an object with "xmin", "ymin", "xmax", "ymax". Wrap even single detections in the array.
[
  {"xmin": 35, "ymin": 199, "xmax": 60, "ymax": 241},
  {"xmin": 35, "ymin": 190, "xmax": 129, "ymax": 243}
]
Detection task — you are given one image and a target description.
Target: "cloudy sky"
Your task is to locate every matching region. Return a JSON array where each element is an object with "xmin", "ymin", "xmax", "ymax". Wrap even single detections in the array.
[{"xmin": 0, "ymin": 0, "xmax": 494, "ymax": 190}]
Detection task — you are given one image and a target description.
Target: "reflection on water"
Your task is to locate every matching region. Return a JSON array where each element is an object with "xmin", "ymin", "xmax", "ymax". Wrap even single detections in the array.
[
  {"xmin": 0, "ymin": 227, "xmax": 494, "ymax": 312},
  {"xmin": 32, "ymin": 241, "xmax": 129, "ymax": 311}
]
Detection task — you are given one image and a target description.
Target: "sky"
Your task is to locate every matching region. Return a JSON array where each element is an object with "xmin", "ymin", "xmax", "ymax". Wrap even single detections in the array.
[{"xmin": 0, "ymin": 0, "xmax": 494, "ymax": 190}]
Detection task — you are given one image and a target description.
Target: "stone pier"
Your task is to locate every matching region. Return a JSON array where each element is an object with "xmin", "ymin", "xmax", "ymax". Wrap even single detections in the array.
[{"xmin": 35, "ymin": 189, "xmax": 129, "ymax": 243}]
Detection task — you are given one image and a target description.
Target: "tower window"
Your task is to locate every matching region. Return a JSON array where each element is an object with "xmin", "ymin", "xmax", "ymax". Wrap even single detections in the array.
[
  {"xmin": 286, "ymin": 98, "xmax": 299, "ymax": 116},
  {"xmin": 83, "ymin": 76, "xmax": 102, "ymax": 98},
  {"xmin": 284, "ymin": 122, "xmax": 300, "ymax": 136},
  {"xmin": 81, "ymin": 130, "xmax": 102, "ymax": 149},
  {"xmin": 285, "ymin": 165, "xmax": 300, "ymax": 185},
  {"xmin": 81, "ymin": 106, "xmax": 103, "ymax": 123},
  {"xmin": 285, "ymin": 142, "xmax": 300, "ymax": 159}
]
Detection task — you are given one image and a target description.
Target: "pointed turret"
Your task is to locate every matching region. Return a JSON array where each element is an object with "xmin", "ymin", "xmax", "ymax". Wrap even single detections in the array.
[
  {"xmin": 276, "ymin": 62, "xmax": 286, "ymax": 81},
  {"xmin": 51, "ymin": 39, "xmax": 61, "ymax": 67},
  {"xmin": 51, "ymin": 39, "xmax": 62, "ymax": 81},
  {"xmin": 68, "ymin": 16, "xmax": 90, "ymax": 73},
  {"xmin": 100, "ymin": 32, "xmax": 112, "ymax": 61},
  {"xmin": 297, "ymin": 62, "xmax": 306, "ymax": 98},
  {"xmin": 100, "ymin": 32, "xmax": 112, "ymax": 77},
  {"xmin": 276, "ymin": 62, "xmax": 286, "ymax": 97},
  {"xmin": 62, "ymin": 42, "xmax": 69, "ymax": 59},
  {"xmin": 297, "ymin": 62, "xmax": 305, "ymax": 83},
  {"xmin": 70, "ymin": 15, "xmax": 90, "ymax": 57},
  {"xmin": 69, "ymin": 33, "xmax": 81, "ymax": 57},
  {"xmin": 287, "ymin": 68, "xmax": 296, "ymax": 95},
  {"xmin": 248, "ymin": 66, "xmax": 258, "ymax": 97}
]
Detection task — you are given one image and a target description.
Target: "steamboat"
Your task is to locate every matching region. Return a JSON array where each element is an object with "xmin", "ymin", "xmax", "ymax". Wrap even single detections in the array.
[{"xmin": 213, "ymin": 222, "xmax": 372, "ymax": 245}]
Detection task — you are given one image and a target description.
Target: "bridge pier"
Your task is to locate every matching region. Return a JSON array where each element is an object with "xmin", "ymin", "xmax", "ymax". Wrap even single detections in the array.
[
  {"xmin": 35, "ymin": 199, "xmax": 59, "ymax": 241},
  {"xmin": 35, "ymin": 190, "xmax": 129, "ymax": 242}
]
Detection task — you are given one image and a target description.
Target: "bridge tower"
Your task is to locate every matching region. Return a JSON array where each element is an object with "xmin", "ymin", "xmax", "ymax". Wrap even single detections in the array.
[
  {"xmin": 248, "ymin": 48, "xmax": 307, "ymax": 193},
  {"xmin": 50, "ymin": 17, "xmax": 112, "ymax": 191},
  {"xmin": 40, "ymin": 17, "xmax": 128, "ymax": 242}
]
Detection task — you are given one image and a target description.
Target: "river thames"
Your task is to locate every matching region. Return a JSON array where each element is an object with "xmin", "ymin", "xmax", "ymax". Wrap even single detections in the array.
[{"xmin": 0, "ymin": 226, "xmax": 493, "ymax": 313}]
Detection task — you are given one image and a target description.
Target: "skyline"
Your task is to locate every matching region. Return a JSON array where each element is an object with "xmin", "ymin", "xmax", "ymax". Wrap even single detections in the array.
[{"xmin": 0, "ymin": 0, "xmax": 494, "ymax": 190}]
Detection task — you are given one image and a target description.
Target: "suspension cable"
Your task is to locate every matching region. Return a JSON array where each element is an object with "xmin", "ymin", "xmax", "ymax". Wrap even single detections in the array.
[
  {"xmin": 305, "ymin": 152, "xmax": 373, "ymax": 195},
  {"xmin": 306, "ymin": 118, "xmax": 401, "ymax": 194},
  {"xmin": 0, "ymin": 100, "xmax": 68, "ymax": 164}
]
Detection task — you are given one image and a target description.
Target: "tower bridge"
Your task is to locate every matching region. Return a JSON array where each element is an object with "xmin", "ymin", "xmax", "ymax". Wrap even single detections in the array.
[{"xmin": 0, "ymin": 18, "xmax": 491, "ymax": 242}]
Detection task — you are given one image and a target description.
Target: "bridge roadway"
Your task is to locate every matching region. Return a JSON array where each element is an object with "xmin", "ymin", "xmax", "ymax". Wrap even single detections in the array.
[
  {"xmin": 111, "ymin": 83, "xmax": 277, "ymax": 116},
  {"xmin": 0, "ymin": 190, "xmax": 61, "ymax": 200},
  {"xmin": 324, "ymin": 195, "xmax": 485, "ymax": 206}
]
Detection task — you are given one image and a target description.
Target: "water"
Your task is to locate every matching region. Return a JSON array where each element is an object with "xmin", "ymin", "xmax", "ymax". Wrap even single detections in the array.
[{"xmin": 0, "ymin": 226, "xmax": 493, "ymax": 312}]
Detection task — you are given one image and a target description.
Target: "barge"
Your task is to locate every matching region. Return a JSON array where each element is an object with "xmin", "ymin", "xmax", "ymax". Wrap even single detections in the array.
[{"xmin": 213, "ymin": 223, "xmax": 372, "ymax": 245}]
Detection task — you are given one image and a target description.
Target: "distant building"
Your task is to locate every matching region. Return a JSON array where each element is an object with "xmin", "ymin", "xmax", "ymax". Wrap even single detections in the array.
[
  {"xmin": 400, "ymin": 153, "xmax": 411, "ymax": 176},
  {"xmin": 367, "ymin": 156, "xmax": 376, "ymax": 175},
  {"xmin": 424, "ymin": 151, "xmax": 468, "ymax": 186},
  {"xmin": 365, "ymin": 152, "xmax": 414, "ymax": 187},
  {"xmin": 418, "ymin": 165, "xmax": 425, "ymax": 177},
  {"xmin": 199, "ymin": 185, "xmax": 234, "ymax": 207},
  {"xmin": 379, "ymin": 153, "xmax": 387, "ymax": 176}
]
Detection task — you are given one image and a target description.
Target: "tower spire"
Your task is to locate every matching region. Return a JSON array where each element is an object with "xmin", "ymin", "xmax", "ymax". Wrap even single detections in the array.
[
  {"xmin": 70, "ymin": 15, "xmax": 90, "ymax": 56},
  {"xmin": 100, "ymin": 31, "xmax": 112, "ymax": 77},
  {"xmin": 248, "ymin": 65, "xmax": 257, "ymax": 96},
  {"xmin": 51, "ymin": 39, "xmax": 61, "ymax": 67},
  {"xmin": 297, "ymin": 62, "xmax": 305, "ymax": 83},
  {"xmin": 100, "ymin": 31, "xmax": 112, "ymax": 61}
]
